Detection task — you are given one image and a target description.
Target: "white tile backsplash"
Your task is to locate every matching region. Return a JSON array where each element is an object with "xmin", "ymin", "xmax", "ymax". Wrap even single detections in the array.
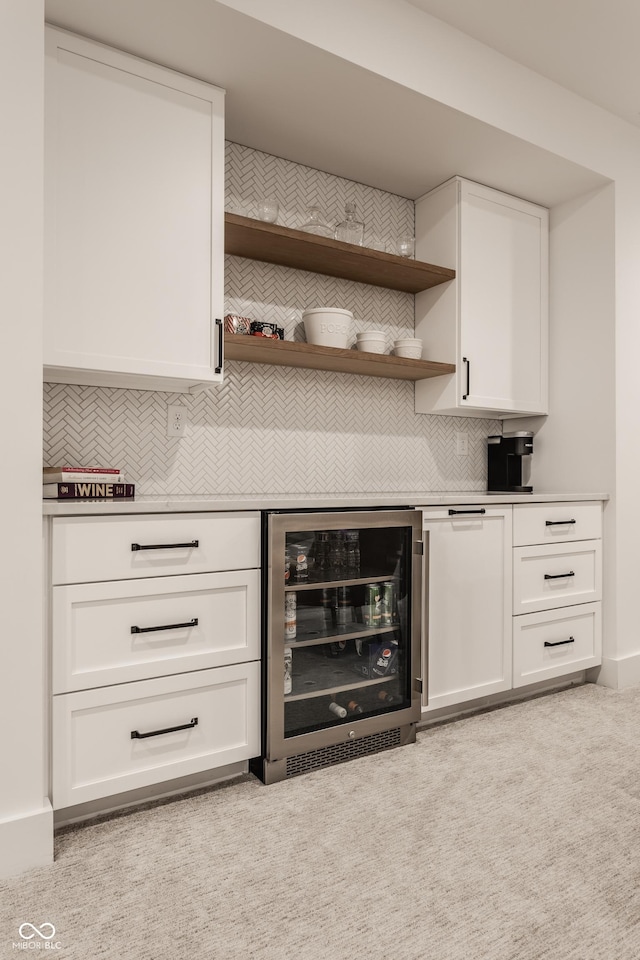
[{"xmin": 43, "ymin": 142, "xmax": 499, "ymax": 494}]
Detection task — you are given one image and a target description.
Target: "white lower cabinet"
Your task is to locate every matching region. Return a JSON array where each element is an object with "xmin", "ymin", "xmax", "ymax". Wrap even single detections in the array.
[
  {"xmin": 421, "ymin": 505, "xmax": 513, "ymax": 711},
  {"xmin": 512, "ymin": 541, "xmax": 602, "ymax": 615},
  {"xmin": 49, "ymin": 511, "xmax": 261, "ymax": 811},
  {"xmin": 421, "ymin": 499, "xmax": 604, "ymax": 716},
  {"xmin": 513, "ymin": 603, "xmax": 601, "ymax": 688},
  {"xmin": 52, "ymin": 663, "xmax": 260, "ymax": 809},
  {"xmin": 512, "ymin": 500, "xmax": 603, "ymax": 685}
]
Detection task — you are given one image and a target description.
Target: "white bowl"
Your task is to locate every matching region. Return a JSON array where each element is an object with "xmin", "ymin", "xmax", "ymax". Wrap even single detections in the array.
[
  {"xmin": 393, "ymin": 337, "xmax": 423, "ymax": 359},
  {"xmin": 394, "ymin": 346, "xmax": 422, "ymax": 359},
  {"xmin": 356, "ymin": 338, "xmax": 386, "ymax": 354},
  {"xmin": 356, "ymin": 329, "xmax": 385, "ymax": 340},
  {"xmin": 303, "ymin": 308, "xmax": 353, "ymax": 348}
]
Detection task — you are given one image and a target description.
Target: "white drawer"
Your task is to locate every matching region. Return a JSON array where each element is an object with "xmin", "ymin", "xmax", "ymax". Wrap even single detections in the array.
[
  {"xmin": 51, "ymin": 512, "xmax": 260, "ymax": 584},
  {"xmin": 513, "ymin": 602, "xmax": 601, "ymax": 687},
  {"xmin": 52, "ymin": 570, "xmax": 260, "ymax": 693},
  {"xmin": 52, "ymin": 663, "xmax": 260, "ymax": 808},
  {"xmin": 421, "ymin": 504, "xmax": 508, "ymax": 523},
  {"xmin": 513, "ymin": 541, "xmax": 602, "ymax": 614},
  {"xmin": 513, "ymin": 501, "xmax": 602, "ymax": 546}
]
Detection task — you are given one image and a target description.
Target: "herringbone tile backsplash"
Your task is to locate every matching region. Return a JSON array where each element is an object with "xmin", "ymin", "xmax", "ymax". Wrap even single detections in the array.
[{"xmin": 43, "ymin": 143, "xmax": 499, "ymax": 495}]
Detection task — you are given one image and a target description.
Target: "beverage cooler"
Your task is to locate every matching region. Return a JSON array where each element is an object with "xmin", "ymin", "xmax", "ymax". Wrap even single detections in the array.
[{"xmin": 251, "ymin": 509, "xmax": 424, "ymax": 784}]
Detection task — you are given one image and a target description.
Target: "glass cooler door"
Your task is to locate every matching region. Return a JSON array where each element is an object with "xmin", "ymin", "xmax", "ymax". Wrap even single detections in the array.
[{"xmin": 265, "ymin": 510, "xmax": 422, "ymax": 758}]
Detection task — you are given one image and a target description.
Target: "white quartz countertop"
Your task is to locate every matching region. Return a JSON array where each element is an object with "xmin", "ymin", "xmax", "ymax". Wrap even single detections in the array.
[{"xmin": 42, "ymin": 491, "xmax": 609, "ymax": 516}]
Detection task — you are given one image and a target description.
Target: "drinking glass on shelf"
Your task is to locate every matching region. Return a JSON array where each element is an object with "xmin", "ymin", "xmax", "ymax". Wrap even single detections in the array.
[
  {"xmin": 300, "ymin": 205, "xmax": 334, "ymax": 237},
  {"xmin": 396, "ymin": 235, "xmax": 415, "ymax": 258},
  {"xmin": 256, "ymin": 198, "xmax": 279, "ymax": 223}
]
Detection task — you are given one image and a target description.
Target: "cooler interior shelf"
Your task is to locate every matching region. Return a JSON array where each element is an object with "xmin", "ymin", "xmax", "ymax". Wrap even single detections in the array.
[
  {"xmin": 225, "ymin": 213, "xmax": 456, "ymax": 293},
  {"xmin": 285, "ymin": 644, "xmax": 398, "ymax": 700},
  {"xmin": 224, "ymin": 334, "xmax": 456, "ymax": 381}
]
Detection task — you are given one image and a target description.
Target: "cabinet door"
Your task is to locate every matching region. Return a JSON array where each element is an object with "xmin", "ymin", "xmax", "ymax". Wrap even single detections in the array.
[
  {"xmin": 415, "ymin": 177, "xmax": 548, "ymax": 417},
  {"xmin": 422, "ymin": 505, "xmax": 512, "ymax": 711},
  {"xmin": 459, "ymin": 180, "xmax": 548, "ymax": 415},
  {"xmin": 44, "ymin": 27, "xmax": 224, "ymax": 392}
]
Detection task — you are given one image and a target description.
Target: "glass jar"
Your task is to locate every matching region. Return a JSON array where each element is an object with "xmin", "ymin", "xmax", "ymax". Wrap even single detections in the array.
[
  {"xmin": 335, "ymin": 202, "xmax": 364, "ymax": 246},
  {"xmin": 300, "ymin": 205, "xmax": 334, "ymax": 238}
]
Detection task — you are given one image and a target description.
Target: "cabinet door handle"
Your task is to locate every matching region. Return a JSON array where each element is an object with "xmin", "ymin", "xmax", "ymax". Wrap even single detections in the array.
[
  {"xmin": 131, "ymin": 618, "xmax": 198, "ymax": 635},
  {"xmin": 462, "ymin": 357, "xmax": 470, "ymax": 400},
  {"xmin": 545, "ymin": 519, "xmax": 576, "ymax": 526},
  {"xmin": 215, "ymin": 317, "xmax": 223, "ymax": 374},
  {"xmin": 131, "ymin": 717, "xmax": 198, "ymax": 739},
  {"xmin": 544, "ymin": 571, "xmax": 575, "ymax": 580},
  {"xmin": 544, "ymin": 637, "xmax": 576, "ymax": 647},
  {"xmin": 131, "ymin": 540, "xmax": 199, "ymax": 551},
  {"xmin": 448, "ymin": 508, "xmax": 486, "ymax": 516}
]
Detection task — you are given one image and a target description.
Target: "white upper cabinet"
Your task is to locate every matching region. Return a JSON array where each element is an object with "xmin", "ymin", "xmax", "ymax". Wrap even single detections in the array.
[
  {"xmin": 414, "ymin": 177, "xmax": 549, "ymax": 418},
  {"xmin": 44, "ymin": 27, "xmax": 225, "ymax": 392}
]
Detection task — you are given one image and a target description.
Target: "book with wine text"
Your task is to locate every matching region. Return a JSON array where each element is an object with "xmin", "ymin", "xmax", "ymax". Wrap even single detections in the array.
[{"xmin": 43, "ymin": 482, "xmax": 135, "ymax": 500}]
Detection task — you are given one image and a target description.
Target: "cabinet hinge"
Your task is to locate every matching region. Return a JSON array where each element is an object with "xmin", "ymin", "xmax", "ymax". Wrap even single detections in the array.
[
  {"xmin": 414, "ymin": 540, "xmax": 425, "ymax": 555},
  {"xmin": 415, "ymin": 677, "xmax": 423, "ymax": 693}
]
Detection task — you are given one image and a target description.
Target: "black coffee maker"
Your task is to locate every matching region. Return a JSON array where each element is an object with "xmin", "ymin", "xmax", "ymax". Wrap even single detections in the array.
[{"xmin": 487, "ymin": 431, "xmax": 534, "ymax": 493}]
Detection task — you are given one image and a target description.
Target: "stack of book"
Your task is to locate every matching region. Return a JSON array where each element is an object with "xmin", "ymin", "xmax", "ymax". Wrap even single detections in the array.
[{"xmin": 43, "ymin": 466, "xmax": 135, "ymax": 500}]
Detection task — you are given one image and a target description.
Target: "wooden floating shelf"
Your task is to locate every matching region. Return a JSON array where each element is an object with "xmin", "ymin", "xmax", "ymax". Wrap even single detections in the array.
[
  {"xmin": 224, "ymin": 213, "xmax": 455, "ymax": 293},
  {"xmin": 224, "ymin": 334, "xmax": 456, "ymax": 381}
]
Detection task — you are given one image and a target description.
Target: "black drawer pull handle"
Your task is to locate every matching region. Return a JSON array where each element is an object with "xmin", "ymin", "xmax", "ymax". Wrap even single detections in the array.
[
  {"xmin": 448, "ymin": 508, "xmax": 486, "ymax": 516},
  {"xmin": 131, "ymin": 717, "xmax": 198, "ymax": 739},
  {"xmin": 544, "ymin": 637, "xmax": 576, "ymax": 647},
  {"xmin": 131, "ymin": 618, "xmax": 198, "ymax": 635},
  {"xmin": 544, "ymin": 571, "xmax": 575, "ymax": 580},
  {"xmin": 545, "ymin": 519, "xmax": 576, "ymax": 526},
  {"xmin": 131, "ymin": 540, "xmax": 199, "ymax": 551}
]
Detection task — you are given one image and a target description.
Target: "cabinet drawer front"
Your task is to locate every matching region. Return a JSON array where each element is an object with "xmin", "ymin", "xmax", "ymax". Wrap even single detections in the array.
[
  {"xmin": 51, "ymin": 512, "xmax": 260, "ymax": 584},
  {"xmin": 52, "ymin": 570, "xmax": 260, "ymax": 692},
  {"xmin": 513, "ymin": 542, "xmax": 602, "ymax": 614},
  {"xmin": 513, "ymin": 602, "xmax": 602, "ymax": 687},
  {"xmin": 421, "ymin": 504, "xmax": 510, "ymax": 523},
  {"xmin": 513, "ymin": 501, "xmax": 602, "ymax": 546},
  {"xmin": 52, "ymin": 664, "xmax": 260, "ymax": 808}
]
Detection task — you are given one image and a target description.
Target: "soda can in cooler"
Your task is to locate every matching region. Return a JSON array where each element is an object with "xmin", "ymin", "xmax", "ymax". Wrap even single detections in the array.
[
  {"xmin": 284, "ymin": 591, "xmax": 297, "ymax": 640},
  {"xmin": 363, "ymin": 583, "xmax": 381, "ymax": 627},
  {"xmin": 380, "ymin": 581, "xmax": 395, "ymax": 626},
  {"xmin": 284, "ymin": 646, "xmax": 292, "ymax": 695}
]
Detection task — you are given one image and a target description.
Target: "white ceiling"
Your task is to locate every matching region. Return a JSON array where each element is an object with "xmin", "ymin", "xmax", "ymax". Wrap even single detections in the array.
[
  {"xmin": 44, "ymin": 0, "xmax": 609, "ymax": 207},
  {"xmin": 405, "ymin": 0, "xmax": 640, "ymax": 129}
]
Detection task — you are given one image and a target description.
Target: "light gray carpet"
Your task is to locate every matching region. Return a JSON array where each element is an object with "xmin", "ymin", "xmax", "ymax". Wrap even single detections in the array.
[{"xmin": 3, "ymin": 682, "xmax": 640, "ymax": 959}]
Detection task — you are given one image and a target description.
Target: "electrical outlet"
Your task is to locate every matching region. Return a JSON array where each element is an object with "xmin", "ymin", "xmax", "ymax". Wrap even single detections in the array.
[
  {"xmin": 167, "ymin": 403, "xmax": 188, "ymax": 438},
  {"xmin": 455, "ymin": 431, "xmax": 469, "ymax": 456}
]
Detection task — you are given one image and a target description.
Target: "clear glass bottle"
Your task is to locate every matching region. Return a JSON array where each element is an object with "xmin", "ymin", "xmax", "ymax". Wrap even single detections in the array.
[
  {"xmin": 335, "ymin": 202, "xmax": 364, "ymax": 246},
  {"xmin": 314, "ymin": 531, "xmax": 331, "ymax": 580},
  {"xmin": 300, "ymin": 205, "xmax": 334, "ymax": 238},
  {"xmin": 328, "ymin": 530, "xmax": 347, "ymax": 578},
  {"xmin": 345, "ymin": 530, "xmax": 361, "ymax": 578}
]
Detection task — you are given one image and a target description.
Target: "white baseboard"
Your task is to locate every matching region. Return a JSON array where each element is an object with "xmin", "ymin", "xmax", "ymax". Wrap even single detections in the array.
[
  {"xmin": 589, "ymin": 654, "xmax": 640, "ymax": 689},
  {"xmin": 0, "ymin": 802, "xmax": 53, "ymax": 878}
]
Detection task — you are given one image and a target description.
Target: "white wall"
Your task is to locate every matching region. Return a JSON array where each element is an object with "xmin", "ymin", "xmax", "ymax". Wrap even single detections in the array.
[
  {"xmin": 216, "ymin": 0, "xmax": 640, "ymax": 684},
  {"xmin": 0, "ymin": 0, "xmax": 52, "ymax": 876}
]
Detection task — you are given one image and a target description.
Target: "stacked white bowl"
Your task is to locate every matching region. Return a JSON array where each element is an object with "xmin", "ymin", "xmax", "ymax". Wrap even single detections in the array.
[
  {"xmin": 393, "ymin": 337, "xmax": 423, "ymax": 359},
  {"xmin": 355, "ymin": 330, "xmax": 386, "ymax": 354}
]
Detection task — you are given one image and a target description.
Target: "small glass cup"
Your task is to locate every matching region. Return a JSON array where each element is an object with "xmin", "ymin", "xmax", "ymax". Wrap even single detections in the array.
[
  {"xmin": 396, "ymin": 235, "xmax": 415, "ymax": 258},
  {"xmin": 256, "ymin": 198, "xmax": 279, "ymax": 223}
]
